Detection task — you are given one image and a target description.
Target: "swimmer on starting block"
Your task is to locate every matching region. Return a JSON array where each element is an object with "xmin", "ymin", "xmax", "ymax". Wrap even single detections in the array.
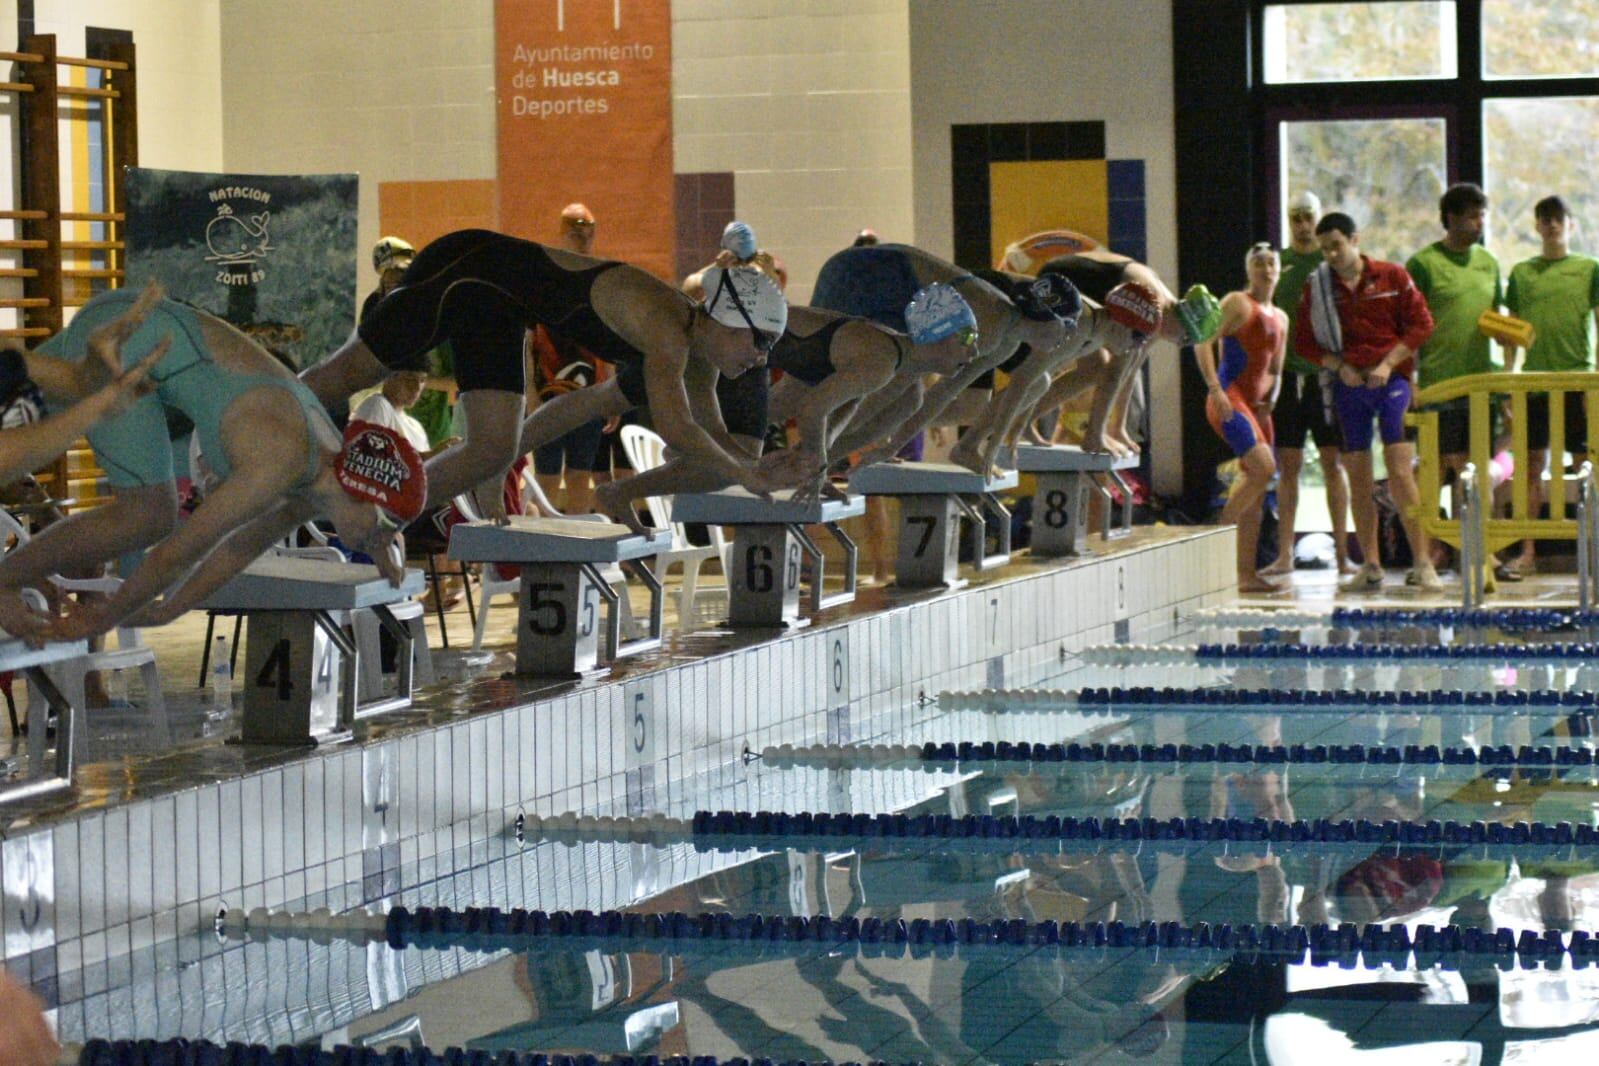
[
  {"xmin": 760, "ymin": 280, "xmax": 987, "ymax": 501},
  {"xmin": 809, "ymin": 242, "xmax": 1082, "ymax": 471},
  {"xmin": 1024, "ymin": 249, "xmax": 1223, "ymax": 457},
  {"xmin": 1, "ymin": 285, "xmax": 427, "ymax": 643},
  {"xmin": 1194, "ymin": 242, "xmax": 1288, "ymax": 593},
  {"xmin": 302, "ymin": 228, "xmax": 790, "ymax": 521}
]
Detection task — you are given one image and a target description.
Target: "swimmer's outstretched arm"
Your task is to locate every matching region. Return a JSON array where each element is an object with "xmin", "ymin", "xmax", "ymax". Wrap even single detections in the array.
[
  {"xmin": 832, "ymin": 377, "xmax": 923, "ymax": 460},
  {"xmin": 646, "ymin": 350, "xmax": 775, "ymax": 492},
  {"xmin": 0, "ymin": 341, "xmax": 169, "ymax": 486},
  {"xmin": 40, "ymin": 463, "xmax": 295, "ymax": 641},
  {"xmin": 121, "ymin": 500, "xmax": 312, "ymax": 629}
]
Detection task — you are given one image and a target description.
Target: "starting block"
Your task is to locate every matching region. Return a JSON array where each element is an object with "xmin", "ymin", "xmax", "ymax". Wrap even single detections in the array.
[
  {"xmin": 671, "ymin": 488, "xmax": 863, "ymax": 628},
  {"xmin": 848, "ymin": 461, "xmax": 1017, "ymax": 588},
  {"xmin": 0, "ymin": 635, "xmax": 86, "ymax": 804},
  {"xmin": 1012, "ymin": 445, "xmax": 1138, "ymax": 557},
  {"xmin": 449, "ymin": 516, "xmax": 671, "ymax": 678},
  {"xmin": 201, "ymin": 556, "xmax": 425, "ymax": 746}
]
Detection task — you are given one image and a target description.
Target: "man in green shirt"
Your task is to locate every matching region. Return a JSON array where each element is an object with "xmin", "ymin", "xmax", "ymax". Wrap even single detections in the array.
[
  {"xmin": 1503, "ymin": 195, "xmax": 1599, "ymax": 576},
  {"xmin": 1406, "ymin": 183, "xmax": 1504, "ymax": 474},
  {"xmin": 1264, "ymin": 190, "xmax": 1356, "ymax": 576}
]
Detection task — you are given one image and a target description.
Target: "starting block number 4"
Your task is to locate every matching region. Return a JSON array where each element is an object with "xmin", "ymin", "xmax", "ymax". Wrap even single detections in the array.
[{"xmin": 241, "ymin": 614, "xmax": 345, "ymax": 744}]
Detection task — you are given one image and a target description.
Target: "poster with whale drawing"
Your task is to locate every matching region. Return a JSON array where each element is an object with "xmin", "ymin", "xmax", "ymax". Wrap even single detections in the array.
[{"xmin": 123, "ymin": 168, "xmax": 357, "ymax": 371}]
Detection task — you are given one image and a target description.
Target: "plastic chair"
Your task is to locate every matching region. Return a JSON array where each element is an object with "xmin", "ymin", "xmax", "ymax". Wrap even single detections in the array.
[
  {"xmin": 617, "ymin": 425, "xmax": 730, "ymax": 623},
  {"xmin": 0, "ymin": 510, "xmax": 170, "ymax": 763}
]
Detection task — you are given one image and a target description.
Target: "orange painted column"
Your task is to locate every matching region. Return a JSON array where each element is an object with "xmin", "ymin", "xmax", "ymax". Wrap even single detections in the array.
[{"xmin": 494, "ymin": 0, "xmax": 674, "ymax": 279}]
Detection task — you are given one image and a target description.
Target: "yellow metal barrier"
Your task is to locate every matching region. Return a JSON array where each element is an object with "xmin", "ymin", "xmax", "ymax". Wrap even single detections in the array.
[{"xmin": 1409, "ymin": 372, "xmax": 1599, "ymax": 564}]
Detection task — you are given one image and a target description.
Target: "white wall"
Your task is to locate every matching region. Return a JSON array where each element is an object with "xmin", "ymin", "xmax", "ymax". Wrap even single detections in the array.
[
  {"xmin": 0, "ymin": 1, "xmax": 223, "ymax": 328},
  {"xmin": 673, "ymin": 0, "xmax": 913, "ymax": 303},
  {"xmin": 219, "ymin": 0, "xmax": 496, "ymax": 294},
  {"xmin": 908, "ymin": 0, "xmax": 1182, "ymax": 492},
  {"xmin": 0, "ymin": 0, "xmax": 226, "ymax": 173}
]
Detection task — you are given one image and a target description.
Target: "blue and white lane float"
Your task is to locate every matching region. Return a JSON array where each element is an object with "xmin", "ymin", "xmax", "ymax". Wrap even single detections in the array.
[
  {"xmin": 71, "ymin": 1044, "xmax": 922, "ymax": 1066},
  {"xmin": 1186, "ymin": 606, "xmax": 1585, "ymax": 632},
  {"xmin": 754, "ymin": 740, "xmax": 1599, "ymax": 770},
  {"xmin": 1081, "ymin": 641, "xmax": 1599, "ymax": 665},
  {"xmin": 490, "ymin": 809, "xmax": 1599, "ymax": 865},
  {"xmin": 214, "ymin": 903, "xmax": 1597, "ymax": 973},
  {"xmin": 936, "ymin": 685, "xmax": 1599, "ymax": 713}
]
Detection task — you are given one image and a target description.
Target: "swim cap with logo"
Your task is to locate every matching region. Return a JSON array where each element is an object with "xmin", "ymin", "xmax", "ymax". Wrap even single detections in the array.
[
  {"xmin": 1016, "ymin": 273, "xmax": 1082, "ymax": 327},
  {"xmin": 1104, "ymin": 281, "xmax": 1162, "ymax": 336},
  {"xmin": 1175, "ymin": 284, "xmax": 1224, "ymax": 344},
  {"xmin": 336, "ymin": 421, "xmax": 428, "ymax": 523},
  {"xmin": 702, "ymin": 265, "xmax": 788, "ymax": 342},
  {"xmin": 904, "ymin": 283, "xmax": 978, "ymax": 345},
  {"xmin": 372, "ymin": 236, "xmax": 415, "ymax": 274}
]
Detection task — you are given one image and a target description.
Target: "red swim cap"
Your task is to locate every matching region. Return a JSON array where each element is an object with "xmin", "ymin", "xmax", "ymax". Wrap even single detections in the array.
[
  {"xmin": 335, "ymin": 421, "xmax": 428, "ymax": 523},
  {"xmin": 1104, "ymin": 281, "xmax": 1162, "ymax": 336}
]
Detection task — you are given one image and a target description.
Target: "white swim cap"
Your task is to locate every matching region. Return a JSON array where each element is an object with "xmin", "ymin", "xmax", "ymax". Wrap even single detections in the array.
[
  {"xmin": 1287, "ymin": 191, "xmax": 1322, "ymax": 218},
  {"xmin": 721, "ymin": 220, "xmax": 758, "ymax": 260},
  {"xmin": 703, "ymin": 265, "xmax": 787, "ymax": 345}
]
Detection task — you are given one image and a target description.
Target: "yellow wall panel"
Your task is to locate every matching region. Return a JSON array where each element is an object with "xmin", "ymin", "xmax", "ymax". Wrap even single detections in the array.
[{"xmin": 988, "ymin": 160, "xmax": 1108, "ymax": 268}]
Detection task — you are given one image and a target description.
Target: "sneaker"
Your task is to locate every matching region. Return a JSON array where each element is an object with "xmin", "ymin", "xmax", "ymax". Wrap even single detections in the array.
[
  {"xmin": 1407, "ymin": 563, "xmax": 1444, "ymax": 591},
  {"xmin": 1345, "ymin": 563, "xmax": 1385, "ymax": 590}
]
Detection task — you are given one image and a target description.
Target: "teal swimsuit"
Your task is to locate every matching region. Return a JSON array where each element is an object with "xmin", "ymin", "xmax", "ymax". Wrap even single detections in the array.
[{"xmin": 39, "ymin": 290, "xmax": 328, "ymax": 489}]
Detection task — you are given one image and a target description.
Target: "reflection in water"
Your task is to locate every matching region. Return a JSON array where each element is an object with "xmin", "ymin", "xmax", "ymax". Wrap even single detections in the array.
[{"xmin": 63, "ymin": 627, "xmax": 1599, "ymax": 1064}]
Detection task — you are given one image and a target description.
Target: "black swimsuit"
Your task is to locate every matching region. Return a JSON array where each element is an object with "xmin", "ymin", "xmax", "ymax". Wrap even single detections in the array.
[
  {"xmin": 1038, "ymin": 253, "xmax": 1129, "ymax": 304},
  {"xmin": 715, "ymin": 314, "xmax": 910, "ymax": 442},
  {"xmin": 357, "ymin": 229, "xmax": 656, "ymax": 405}
]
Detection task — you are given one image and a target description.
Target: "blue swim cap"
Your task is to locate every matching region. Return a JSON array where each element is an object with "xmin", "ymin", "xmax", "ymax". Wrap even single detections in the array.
[
  {"xmin": 721, "ymin": 220, "xmax": 758, "ymax": 260},
  {"xmin": 904, "ymin": 282, "xmax": 978, "ymax": 345}
]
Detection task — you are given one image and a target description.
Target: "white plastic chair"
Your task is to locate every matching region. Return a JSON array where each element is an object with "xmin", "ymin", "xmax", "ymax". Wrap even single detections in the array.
[
  {"xmin": 617, "ymin": 425, "xmax": 731, "ymax": 623},
  {"xmin": 0, "ymin": 510, "xmax": 170, "ymax": 764},
  {"xmin": 469, "ymin": 470, "xmax": 637, "ymax": 652}
]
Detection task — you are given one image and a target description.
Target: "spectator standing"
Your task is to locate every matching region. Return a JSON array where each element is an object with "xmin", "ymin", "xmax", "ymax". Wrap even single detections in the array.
[
  {"xmin": 1502, "ymin": 195, "xmax": 1599, "ymax": 577},
  {"xmin": 1265, "ymin": 191, "xmax": 1356, "ymax": 576},
  {"xmin": 1406, "ymin": 184, "xmax": 1504, "ymax": 473},
  {"xmin": 1195, "ymin": 242, "xmax": 1288, "ymax": 593},
  {"xmin": 1296, "ymin": 213, "xmax": 1441, "ymax": 591}
]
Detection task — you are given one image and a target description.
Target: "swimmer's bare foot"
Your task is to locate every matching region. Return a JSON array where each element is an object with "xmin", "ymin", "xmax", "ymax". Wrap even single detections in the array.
[
  {"xmin": 948, "ymin": 443, "xmax": 985, "ymax": 476},
  {"xmin": 1259, "ymin": 556, "xmax": 1294, "ymax": 576},
  {"xmin": 1237, "ymin": 574, "xmax": 1281, "ymax": 594},
  {"xmin": 595, "ymin": 481, "xmax": 647, "ymax": 534}
]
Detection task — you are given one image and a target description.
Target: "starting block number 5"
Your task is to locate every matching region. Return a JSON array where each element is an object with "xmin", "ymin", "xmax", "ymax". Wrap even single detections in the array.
[{"xmin": 525, "ymin": 580, "xmax": 600, "ymax": 638}]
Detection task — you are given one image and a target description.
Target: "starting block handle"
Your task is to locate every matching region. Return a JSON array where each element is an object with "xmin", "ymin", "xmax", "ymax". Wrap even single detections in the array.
[
  {"xmin": 592, "ymin": 561, "xmax": 663, "ymax": 661},
  {"xmin": 360, "ymin": 604, "xmax": 415, "ymax": 717},
  {"xmin": 1109, "ymin": 470, "xmax": 1135, "ymax": 534},
  {"xmin": 0, "ymin": 665, "xmax": 76, "ymax": 805},
  {"xmin": 789, "ymin": 522, "xmax": 858, "ymax": 613},
  {"xmin": 313, "ymin": 610, "xmax": 360, "ymax": 731},
  {"xmin": 955, "ymin": 494, "xmax": 1012, "ymax": 572}
]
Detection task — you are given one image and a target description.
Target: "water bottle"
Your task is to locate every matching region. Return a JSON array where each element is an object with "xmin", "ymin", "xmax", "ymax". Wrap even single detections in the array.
[{"xmin": 211, "ymin": 634, "xmax": 232, "ymax": 710}]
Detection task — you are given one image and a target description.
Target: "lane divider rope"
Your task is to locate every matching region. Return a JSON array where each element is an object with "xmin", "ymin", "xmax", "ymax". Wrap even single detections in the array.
[{"xmin": 213, "ymin": 903, "xmax": 1593, "ymax": 972}]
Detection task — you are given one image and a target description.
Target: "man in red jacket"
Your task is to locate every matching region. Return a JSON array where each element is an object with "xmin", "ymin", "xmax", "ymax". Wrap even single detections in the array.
[{"xmin": 1296, "ymin": 212, "xmax": 1440, "ymax": 591}]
